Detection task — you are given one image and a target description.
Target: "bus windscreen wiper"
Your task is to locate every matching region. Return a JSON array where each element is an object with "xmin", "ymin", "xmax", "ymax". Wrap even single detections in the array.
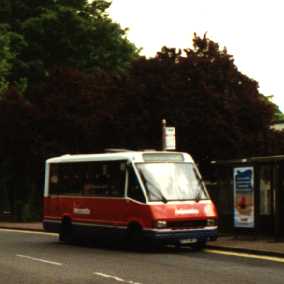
[
  {"xmin": 147, "ymin": 181, "xmax": 168, "ymax": 203},
  {"xmin": 158, "ymin": 190, "xmax": 168, "ymax": 203},
  {"xmin": 139, "ymin": 171, "xmax": 168, "ymax": 203},
  {"xmin": 195, "ymin": 192, "xmax": 201, "ymax": 203}
]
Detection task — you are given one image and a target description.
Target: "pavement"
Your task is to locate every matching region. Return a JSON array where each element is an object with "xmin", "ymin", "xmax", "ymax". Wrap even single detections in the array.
[
  {"xmin": 207, "ymin": 235, "xmax": 284, "ymax": 258},
  {"xmin": 1, "ymin": 222, "xmax": 284, "ymax": 257}
]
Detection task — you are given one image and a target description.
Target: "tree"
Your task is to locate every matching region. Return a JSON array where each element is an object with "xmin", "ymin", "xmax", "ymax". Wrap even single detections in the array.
[
  {"xmin": 116, "ymin": 34, "xmax": 278, "ymax": 175},
  {"xmin": 1, "ymin": 0, "xmax": 138, "ymax": 85},
  {"xmin": 26, "ymin": 67, "xmax": 123, "ymax": 156},
  {"xmin": 1, "ymin": 25, "xmax": 28, "ymax": 93},
  {"xmin": 270, "ymin": 98, "xmax": 284, "ymax": 122},
  {"xmin": 0, "ymin": 67, "xmax": 119, "ymax": 220},
  {"xmin": 0, "ymin": 87, "xmax": 40, "ymax": 220},
  {"xmin": 0, "ymin": 26, "xmax": 14, "ymax": 94}
]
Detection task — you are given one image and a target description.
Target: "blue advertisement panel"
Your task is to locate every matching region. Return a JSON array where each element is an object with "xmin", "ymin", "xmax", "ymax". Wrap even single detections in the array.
[{"xmin": 233, "ymin": 167, "xmax": 254, "ymax": 228}]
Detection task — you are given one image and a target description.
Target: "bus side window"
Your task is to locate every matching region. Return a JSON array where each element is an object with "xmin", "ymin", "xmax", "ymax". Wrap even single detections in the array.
[
  {"xmin": 109, "ymin": 162, "xmax": 126, "ymax": 197},
  {"xmin": 85, "ymin": 163, "xmax": 109, "ymax": 196},
  {"xmin": 84, "ymin": 161, "xmax": 126, "ymax": 197},
  {"xmin": 127, "ymin": 166, "xmax": 146, "ymax": 203},
  {"xmin": 49, "ymin": 164, "xmax": 59, "ymax": 195},
  {"xmin": 57, "ymin": 163, "xmax": 83, "ymax": 195}
]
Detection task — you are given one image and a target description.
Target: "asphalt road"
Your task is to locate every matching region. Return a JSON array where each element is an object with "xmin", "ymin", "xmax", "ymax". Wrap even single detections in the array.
[{"xmin": 1, "ymin": 228, "xmax": 284, "ymax": 284}]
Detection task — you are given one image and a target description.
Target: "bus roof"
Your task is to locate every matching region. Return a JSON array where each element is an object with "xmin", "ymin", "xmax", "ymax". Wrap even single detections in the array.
[{"xmin": 46, "ymin": 151, "xmax": 194, "ymax": 164}]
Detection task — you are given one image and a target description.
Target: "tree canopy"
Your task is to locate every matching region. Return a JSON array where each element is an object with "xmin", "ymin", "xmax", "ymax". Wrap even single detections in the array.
[
  {"xmin": 0, "ymin": 0, "xmax": 138, "ymax": 86},
  {"xmin": 114, "ymin": 34, "xmax": 278, "ymax": 172},
  {"xmin": 0, "ymin": 25, "xmax": 14, "ymax": 94}
]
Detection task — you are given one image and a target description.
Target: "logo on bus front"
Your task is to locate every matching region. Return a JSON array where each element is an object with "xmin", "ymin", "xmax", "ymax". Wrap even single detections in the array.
[{"xmin": 175, "ymin": 209, "xmax": 199, "ymax": 215}]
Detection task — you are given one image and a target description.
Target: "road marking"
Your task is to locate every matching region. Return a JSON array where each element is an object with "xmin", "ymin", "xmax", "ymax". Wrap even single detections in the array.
[
  {"xmin": 16, "ymin": 254, "xmax": 63, "ymax": 266},
  {"xmin": 94, "ymin": 272, "xmax": 142, "ymax": 284},
  {"xmin": 0, "ymin": 228, "xmax": 57, "ymax": 237},
  {"xmin": 205, "ymin": 249, "xmax": 284, "ymax": 264}
]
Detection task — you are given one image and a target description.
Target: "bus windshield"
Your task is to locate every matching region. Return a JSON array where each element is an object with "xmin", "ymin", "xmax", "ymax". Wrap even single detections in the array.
[{"xmin": 136, "ymin": 163, "xmax": 209, "ymax": 202}]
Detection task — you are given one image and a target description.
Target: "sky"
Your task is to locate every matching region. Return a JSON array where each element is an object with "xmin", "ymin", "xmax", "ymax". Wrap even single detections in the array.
[{"xmin": 108, "ymin": 0, "xmax": 284, "ymax": 112}]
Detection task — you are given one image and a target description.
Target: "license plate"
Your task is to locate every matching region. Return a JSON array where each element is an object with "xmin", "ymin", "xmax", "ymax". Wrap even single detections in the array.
[{"xmin": 180, "ymin": 238, "xmax": 197, "ymax": 244}]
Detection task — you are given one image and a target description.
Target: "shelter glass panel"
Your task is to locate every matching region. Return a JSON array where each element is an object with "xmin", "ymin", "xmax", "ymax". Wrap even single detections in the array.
[{"xmin": 259, "ymin": 165, "xmax": 272, "ymax": 216}]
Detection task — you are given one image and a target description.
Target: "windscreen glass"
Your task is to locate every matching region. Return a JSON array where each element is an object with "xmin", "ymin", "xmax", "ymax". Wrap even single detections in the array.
[{"xmin": 136, "ymin": 163, "xmax": 209, "ymax": 202}]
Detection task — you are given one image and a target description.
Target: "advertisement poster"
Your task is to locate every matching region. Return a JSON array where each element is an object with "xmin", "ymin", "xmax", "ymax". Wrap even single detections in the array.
[{"xmin": 233, "ymin": 167, "xmax": 255, "ymax": 228}]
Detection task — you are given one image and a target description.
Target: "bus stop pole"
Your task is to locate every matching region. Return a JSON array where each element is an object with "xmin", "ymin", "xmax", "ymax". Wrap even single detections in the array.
[
  {"xmin": 273, "ymin": 163, "xmax": 280, "ymax": 241},
  {"xmin": 162, "ymin": 119, "xmax": 167, "ymax": 151}
]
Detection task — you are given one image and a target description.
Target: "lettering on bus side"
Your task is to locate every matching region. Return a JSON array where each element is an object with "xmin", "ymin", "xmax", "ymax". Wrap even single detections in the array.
[{"xmin": 73, "ymin": 208, "xmax": 91, "ymax": 215}]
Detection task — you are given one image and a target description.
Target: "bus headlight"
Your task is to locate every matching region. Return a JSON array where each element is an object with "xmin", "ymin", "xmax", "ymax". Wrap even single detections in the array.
[
  {"xmin": 207, "ymin": 218, "xmax": 216, "ymax": 226},
  {"xmin": 204, "ymin": 204, "xmax": 215, "ymax": 216},
  {"xmin": 156, "ymin": 220, "xmax": 167, "ymax": 228}
]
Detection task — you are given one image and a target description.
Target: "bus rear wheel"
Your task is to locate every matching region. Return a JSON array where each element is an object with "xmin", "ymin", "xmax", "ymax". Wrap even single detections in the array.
[{"xmin": 59, "ymin": 218, "xmax": 73, "ymax": 244}]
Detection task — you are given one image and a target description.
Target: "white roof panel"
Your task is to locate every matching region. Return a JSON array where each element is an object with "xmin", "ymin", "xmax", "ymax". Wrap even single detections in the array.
[{"xmin": 46, "ymin": 151, "xmax": 194, "ymax": 164}]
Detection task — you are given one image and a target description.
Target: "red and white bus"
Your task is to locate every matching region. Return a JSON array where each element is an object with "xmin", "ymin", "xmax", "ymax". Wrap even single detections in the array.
[{"xmin": 43, "ymin": 151, "xmax": 218, "ymax": 248}]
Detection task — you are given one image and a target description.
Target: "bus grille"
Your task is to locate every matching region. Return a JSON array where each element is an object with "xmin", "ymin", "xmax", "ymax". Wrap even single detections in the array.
[{"xmin": 167, "ymin": 220, "xmax": 207, "ymax": 229}]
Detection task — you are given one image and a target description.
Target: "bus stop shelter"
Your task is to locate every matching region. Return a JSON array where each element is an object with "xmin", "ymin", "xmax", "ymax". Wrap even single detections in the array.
[{"xmin": 211, "ymin": 155, "xmax": 284, "ymax": 239}]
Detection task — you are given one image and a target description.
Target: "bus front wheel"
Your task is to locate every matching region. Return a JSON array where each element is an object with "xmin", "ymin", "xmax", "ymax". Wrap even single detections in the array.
[
  {"xmin": 127, "ymin": 223, "xmax": 143, "ymax": 247},
  {"xmin": 190, "ymin": 240, "xmax": 207, "ymax": 251}
]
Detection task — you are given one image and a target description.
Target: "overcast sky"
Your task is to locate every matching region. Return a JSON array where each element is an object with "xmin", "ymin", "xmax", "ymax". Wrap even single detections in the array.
[{"xmin": 108, "ymin": 0, "xmax": 284, "ymax": 111}]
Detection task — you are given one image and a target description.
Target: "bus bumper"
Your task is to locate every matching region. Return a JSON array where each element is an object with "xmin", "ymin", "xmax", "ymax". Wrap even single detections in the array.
[{"xmin": 144, "ymin": 227, "xmax": 218, "ymax": 244}]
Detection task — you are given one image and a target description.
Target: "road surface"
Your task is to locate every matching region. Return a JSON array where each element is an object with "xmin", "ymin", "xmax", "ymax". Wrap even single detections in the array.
[{"xmin": 1, "ymin": 228, "xmax": 284, "ymax": 284}]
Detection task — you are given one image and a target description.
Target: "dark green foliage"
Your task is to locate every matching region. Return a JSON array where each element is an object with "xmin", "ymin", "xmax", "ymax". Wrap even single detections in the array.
[
  {"xmin": 272, "ymin": 101, "xmax": 284, "ymax": 122},
  {"xmin": 1, "ymin": 0, "xmax": 138, "ymax": 86},
  {"xmin": 0, "ymin": 24, "xmax": 28, "ymax": 93},
  {"xmin": 0, "ymin": 30, "xmax": 11, "ymax": 93}
]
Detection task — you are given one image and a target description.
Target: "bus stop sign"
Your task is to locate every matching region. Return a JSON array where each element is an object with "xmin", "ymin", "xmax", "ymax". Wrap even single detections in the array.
[{"xmin": 165, "ymin": 127, "xmax": 176, "ymax": 150}]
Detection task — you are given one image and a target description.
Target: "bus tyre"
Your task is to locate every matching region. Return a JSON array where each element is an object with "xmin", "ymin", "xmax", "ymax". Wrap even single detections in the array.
[
  {"xmin": 190, "ymin": 240, "xmax": 206, "ymax": 251},
  {"xmin": 59, "ymin": 218, "xmax": 73, "ymax": 244},
  {"xmin": 127, "ymin": 223, "xmax": 143, "ymax": 248}
]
